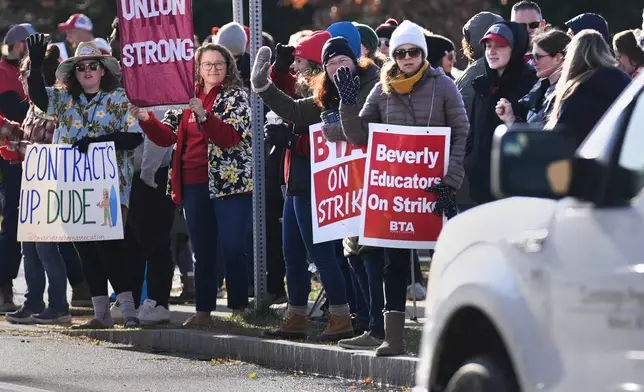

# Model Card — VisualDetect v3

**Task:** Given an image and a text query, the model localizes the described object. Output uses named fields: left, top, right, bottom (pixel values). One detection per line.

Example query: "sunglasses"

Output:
left=75, top=62, right=101, bottom=72
left=378, top=40, right=390, bottom=48
left=530, top=53, right=552, bottom=62
left=523, top=21, right=541, bottom=30
left=393, top=47, right=423, bottom=60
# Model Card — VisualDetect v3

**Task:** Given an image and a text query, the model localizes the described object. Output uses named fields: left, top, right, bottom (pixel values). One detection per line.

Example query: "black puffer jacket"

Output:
left=465, top=21, right=538, bottom=204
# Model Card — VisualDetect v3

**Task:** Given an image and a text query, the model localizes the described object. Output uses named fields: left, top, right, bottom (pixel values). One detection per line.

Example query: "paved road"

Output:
left=0, top=328, right=389, bottom=392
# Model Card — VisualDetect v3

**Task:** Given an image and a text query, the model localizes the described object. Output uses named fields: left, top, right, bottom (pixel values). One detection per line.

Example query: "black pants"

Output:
left=383, top=248, right=412, bottom=312
left=266, top=197, right=286, bottom=296
left=74, top=239, right=133, bottom=297
left=127, top=168, right=175, bottom=308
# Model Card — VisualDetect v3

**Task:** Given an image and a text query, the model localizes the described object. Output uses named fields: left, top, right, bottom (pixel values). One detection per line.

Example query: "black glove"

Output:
left=264, top=123, right=298, bottom=148
left=27, top=34, right=48, bottom=69
left=72, top=137, right=97, bottom=154
left=333, top=66, right=360, bottom=106
left=427, top=183, right=458, bottom=219
left=273, top=43, right=295, bottom=74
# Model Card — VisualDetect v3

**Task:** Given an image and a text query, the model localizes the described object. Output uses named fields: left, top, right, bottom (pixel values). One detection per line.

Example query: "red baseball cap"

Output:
left=58, top=14, right=93, bottom=32
left=480, top=23, right=514, bottom=48
left=294, top=31, right=332, bottom=65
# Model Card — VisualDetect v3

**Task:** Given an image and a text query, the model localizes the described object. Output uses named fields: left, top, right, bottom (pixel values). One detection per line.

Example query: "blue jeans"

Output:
left=213, top=194, right=252, bottom=310
left=337, top=242, right=368, bottom=326
left=282, top=195, right=347, bottom=307
left=22, top=242, right=69, bottom=313
left=348, top=251, right=385, bottom=339
left=0, top=159, right=22, bottom=286
left=182, top=183, right=251, bottom=311
left=59, top=242, right=84, bottom=287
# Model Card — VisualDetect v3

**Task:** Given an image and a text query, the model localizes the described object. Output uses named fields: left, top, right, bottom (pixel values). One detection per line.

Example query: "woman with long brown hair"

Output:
left=252, top=32, right=379, bottom=342
left=132, top=43, right=253, bottom=326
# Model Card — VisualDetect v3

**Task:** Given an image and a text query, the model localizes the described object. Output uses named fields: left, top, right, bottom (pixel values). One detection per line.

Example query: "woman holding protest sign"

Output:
left=26, top=34, right=144, bottom=329
left=337, top=20, right=469, bottom=356
left=131, top=43, right=253, bottom=326
left=252, top=26, right=380, bottom=341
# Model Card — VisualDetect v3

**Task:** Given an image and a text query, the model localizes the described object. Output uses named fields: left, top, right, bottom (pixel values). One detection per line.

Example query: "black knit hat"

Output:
left=375, top=18, right=399, bottom=39
left=424, top=34, right=456, bottom=67
left=322, top=36, right=357, bottom=65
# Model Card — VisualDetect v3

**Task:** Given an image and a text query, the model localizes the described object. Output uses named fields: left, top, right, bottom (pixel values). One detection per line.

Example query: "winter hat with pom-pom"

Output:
left=375, top=18, right=399, bottom=39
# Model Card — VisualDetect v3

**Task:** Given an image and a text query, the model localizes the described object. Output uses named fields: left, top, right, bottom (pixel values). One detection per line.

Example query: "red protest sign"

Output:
left=359, top=124, right=450, bottom=249
left=310, top=123, right=367, bottom=244
left=117, top=0, right=195, bottom=108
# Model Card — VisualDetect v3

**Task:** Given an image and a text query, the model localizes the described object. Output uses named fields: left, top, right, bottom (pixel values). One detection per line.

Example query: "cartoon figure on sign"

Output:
left=97, top=189, right=112, bottom=227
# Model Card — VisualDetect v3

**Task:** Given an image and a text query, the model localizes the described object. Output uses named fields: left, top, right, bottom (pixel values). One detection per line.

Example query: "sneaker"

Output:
left=71, top=282, right=92, bottom=307
left=31, top=308, right=72, bottom=324
left=5, top=306, right=39, bottom=324
left=0, top=285, right=18, bottom=315
left=406, top=282, right=427, bottom=301
left=338, top=332, right=385, bottom=350
left=138, top=299, right=171, bottom=325
left=110, top=301, right=123, bottom=322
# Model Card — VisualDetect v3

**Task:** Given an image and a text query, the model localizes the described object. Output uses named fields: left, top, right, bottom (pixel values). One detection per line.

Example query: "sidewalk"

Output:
left=9, top=271, right=426, bottom=387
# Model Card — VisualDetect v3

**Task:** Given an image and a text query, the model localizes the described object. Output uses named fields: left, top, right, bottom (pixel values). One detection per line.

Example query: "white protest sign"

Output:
left=17, top=143, right=124, bottom=242
left=309, top=123, right=368, bottom=244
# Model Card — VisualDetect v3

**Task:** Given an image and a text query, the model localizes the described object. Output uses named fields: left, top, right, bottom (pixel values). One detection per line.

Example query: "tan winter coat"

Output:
left=339, top=66, right=469, bottom=190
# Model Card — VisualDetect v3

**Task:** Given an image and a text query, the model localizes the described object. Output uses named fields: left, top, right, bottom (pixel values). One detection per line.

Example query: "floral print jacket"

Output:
left=45, top=87, right=142, bottom=207
left=161, top=86, right=253, bottom=199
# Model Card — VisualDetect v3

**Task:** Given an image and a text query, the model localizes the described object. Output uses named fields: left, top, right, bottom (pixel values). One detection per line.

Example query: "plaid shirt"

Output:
left=0, top=105, right=55, bottom=162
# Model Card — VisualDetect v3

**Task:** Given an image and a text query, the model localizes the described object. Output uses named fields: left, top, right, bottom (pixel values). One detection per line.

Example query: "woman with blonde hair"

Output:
left=546, top=30, right=630, bottom=146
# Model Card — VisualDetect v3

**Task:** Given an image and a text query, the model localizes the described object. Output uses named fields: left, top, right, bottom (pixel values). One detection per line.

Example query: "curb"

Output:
left=61, top=328, right=417, bottom=387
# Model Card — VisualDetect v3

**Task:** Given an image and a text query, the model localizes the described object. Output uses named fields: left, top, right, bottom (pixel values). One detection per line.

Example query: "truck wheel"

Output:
left=443, top=355, right=519, bottom=392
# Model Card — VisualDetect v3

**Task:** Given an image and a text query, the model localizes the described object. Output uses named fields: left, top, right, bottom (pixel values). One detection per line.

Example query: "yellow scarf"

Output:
left=390, top=61, right=429, bottom=94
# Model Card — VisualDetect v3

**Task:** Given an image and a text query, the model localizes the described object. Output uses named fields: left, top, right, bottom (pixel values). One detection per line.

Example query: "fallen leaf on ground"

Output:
left=249, top=372, right=257, bottom=379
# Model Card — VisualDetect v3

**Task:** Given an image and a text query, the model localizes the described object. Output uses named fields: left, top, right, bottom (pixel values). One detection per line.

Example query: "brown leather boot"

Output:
left=262, top=312, right=307, bottom=340
left=315, top=314, right=354, bottom=342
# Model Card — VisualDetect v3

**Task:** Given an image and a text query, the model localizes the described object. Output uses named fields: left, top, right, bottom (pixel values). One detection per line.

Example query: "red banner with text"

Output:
left=310, top=123, right=367, bottom=244
left=117, top=0, right=195, bottom=108
left=358, top=124, right=450, bottom=249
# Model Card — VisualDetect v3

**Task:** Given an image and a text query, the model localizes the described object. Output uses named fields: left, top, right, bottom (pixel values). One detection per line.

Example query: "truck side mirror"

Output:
left=491, top=125, right=577, bottom=199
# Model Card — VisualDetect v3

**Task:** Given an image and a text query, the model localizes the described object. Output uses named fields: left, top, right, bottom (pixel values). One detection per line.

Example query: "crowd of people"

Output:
left=0, top=1, right=643, bottom=356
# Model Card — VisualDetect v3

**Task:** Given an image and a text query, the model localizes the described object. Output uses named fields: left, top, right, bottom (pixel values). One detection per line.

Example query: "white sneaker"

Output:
left=110, top=301, right=123, bottom=322
left=407, top=283, right=427, bottom=301
left=138, top=299, right=171, bottom=325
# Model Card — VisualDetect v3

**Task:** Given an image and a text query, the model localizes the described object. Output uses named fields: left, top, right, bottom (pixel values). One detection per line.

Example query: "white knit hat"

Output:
left=389, top=20, right=428, bottom=59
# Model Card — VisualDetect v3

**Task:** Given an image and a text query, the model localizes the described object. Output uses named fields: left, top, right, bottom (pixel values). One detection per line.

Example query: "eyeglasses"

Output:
left=75, top=62, right=101, bottom=72
left=200, top=61, right=226, bottom=71
left=523, top=21, right=541, bottom=30
left=392, top=47, right=423, bottom=60
left=378, top=40, right=390, bottom=48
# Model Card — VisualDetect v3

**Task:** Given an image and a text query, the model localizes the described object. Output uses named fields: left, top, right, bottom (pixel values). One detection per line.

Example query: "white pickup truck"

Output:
left=414, top=73, right=644, bottom=392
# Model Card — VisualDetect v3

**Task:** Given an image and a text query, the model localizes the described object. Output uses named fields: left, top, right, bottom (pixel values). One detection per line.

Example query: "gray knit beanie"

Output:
left=216, top=22, right=247, bottom=55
